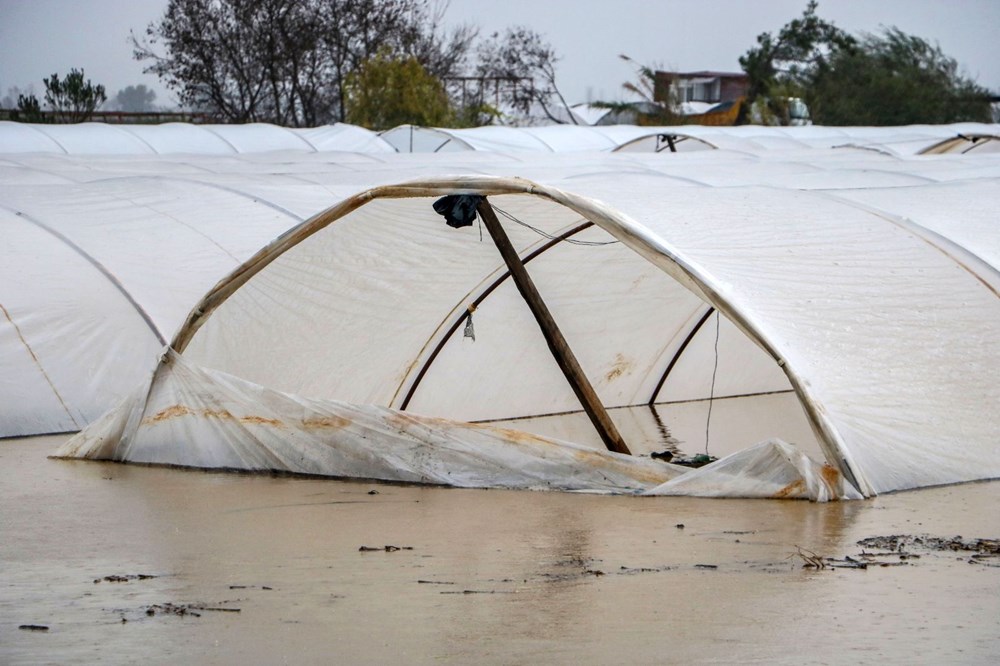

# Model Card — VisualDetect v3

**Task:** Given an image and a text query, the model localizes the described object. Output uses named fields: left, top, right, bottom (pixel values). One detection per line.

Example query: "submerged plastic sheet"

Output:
left=58, top=351, right=856, bottom=500
left=645, top=439, right=863, bottom=502
left=57, top=351, right=682, bottom=493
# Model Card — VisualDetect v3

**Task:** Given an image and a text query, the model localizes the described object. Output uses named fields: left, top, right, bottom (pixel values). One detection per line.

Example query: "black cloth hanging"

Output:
left=432, top=194, right=483, bottom=229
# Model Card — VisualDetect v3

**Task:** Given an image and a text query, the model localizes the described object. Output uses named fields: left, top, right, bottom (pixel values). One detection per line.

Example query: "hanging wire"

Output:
left=704, top=310, right=720, bottom=455
left=489, top=203, right=620, bottom=246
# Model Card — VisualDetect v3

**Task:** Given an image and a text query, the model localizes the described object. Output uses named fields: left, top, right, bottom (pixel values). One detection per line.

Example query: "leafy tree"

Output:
left=344, top=51, right=453, bottom=129
left=475, top=26, right=574, bottom=124
left=742, top=2, right=991, bottom=126
left=43, top=69, right=107, bottom=123
left=738, top=1, right=854, bottom=122
left=115, top=84, right=158, bottom=113
left=807, top=28, right=992, bottom=125
left=134, top=0, right=475, bottom=126
left=15, top=93, right=46, bottom=123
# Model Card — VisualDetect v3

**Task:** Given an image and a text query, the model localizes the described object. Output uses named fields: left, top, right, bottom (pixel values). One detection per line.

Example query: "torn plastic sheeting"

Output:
left=57, top=350, right=683, bottom=493
left=644, top=439, right=863, bottom=501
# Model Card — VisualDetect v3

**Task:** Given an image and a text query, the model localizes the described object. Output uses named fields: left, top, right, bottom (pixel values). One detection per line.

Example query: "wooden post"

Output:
left=476, top=199, right=631, bottom=456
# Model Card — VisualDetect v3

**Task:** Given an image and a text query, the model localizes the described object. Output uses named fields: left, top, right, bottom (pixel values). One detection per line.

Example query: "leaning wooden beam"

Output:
left=476, top=199, right=631, bottom=456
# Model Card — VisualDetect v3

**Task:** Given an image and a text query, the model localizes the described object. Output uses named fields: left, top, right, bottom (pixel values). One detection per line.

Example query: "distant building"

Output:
left=654, top=71, right=749, bottom=106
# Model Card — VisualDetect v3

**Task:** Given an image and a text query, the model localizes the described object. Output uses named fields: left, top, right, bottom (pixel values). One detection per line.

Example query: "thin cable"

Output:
left=490, top=203, right=619, bottom=246
left=705, top=311, right=720, bottom=454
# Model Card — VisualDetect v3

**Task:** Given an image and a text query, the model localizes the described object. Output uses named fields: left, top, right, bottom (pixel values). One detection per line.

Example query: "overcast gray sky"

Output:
left=2, top=0, right=997, bottom=109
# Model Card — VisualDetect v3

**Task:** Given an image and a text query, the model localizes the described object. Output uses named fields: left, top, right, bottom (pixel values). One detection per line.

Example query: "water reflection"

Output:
left=482, top=394, right=822, bottom=461
left=6, top=437, right=1000, bottom=663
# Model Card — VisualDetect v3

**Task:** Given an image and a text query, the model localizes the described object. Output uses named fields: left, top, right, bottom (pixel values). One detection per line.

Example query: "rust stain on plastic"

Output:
left=569, top=446, right=672, bottom=485
left=302, top=416, right=350, bottom=429
left=144, top=405, right=194, bottom=423
left=142, top=404, right=283, bottom=428
left=773, top=479, right=806, bottom=499
left=240, top=415, right=284, bottom=427
left=386, top=412, right=558, bottom=448
left=462, top=420, right=557, bottom=446
left=201, top=408, right=235, bottom=420
left=604, top=354, right=632, bottom=383
left=820, top=464, right=841, bottom=489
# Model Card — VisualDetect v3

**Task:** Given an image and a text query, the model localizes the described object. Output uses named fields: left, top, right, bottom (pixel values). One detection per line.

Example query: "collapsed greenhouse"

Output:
left=2, top=120, right=998, bottom=501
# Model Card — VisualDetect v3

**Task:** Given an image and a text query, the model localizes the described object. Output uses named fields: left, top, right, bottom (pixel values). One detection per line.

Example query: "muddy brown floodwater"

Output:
left=2, top=435, right=999, bottom=664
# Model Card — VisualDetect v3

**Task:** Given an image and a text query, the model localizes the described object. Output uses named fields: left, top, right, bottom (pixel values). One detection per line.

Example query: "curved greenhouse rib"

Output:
left=918, top=134, right=1000, bottom=155
left=817, top=192, right=1000, bottom=299
left=90, top=174, right=307, bottom=246
left=611, top=132, right=718, bottom=153
left=20, top=124, right=70, bottom=154
left=647, top=306, right=715, bottom=405
left=273, top=125, right=321, bottom=152
left=166, top=175, right=869, bottom=495
left=396, top=221, right=595, bottom=410
left=0, top=157, right=78, bottom=183
left=102, top=124, right=159, bottom=154
left=0, top=204, right=166, bottom=346
left=196, top=127, right=240, bottom=153
left=0, top=302, right=79, bottom=429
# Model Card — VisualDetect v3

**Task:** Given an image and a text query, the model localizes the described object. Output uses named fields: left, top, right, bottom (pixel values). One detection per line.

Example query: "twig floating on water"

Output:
left=19, top=625, right=49, bottom=632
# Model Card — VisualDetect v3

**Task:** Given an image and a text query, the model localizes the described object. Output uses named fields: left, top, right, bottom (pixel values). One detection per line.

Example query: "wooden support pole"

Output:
left=476, top=199, right=631, bottom=456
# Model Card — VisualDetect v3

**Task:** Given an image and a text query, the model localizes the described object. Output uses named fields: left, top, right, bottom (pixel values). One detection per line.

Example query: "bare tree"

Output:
left=475, top=27, right=574, bottom=124
left=134, top=0, right=475, bottom=126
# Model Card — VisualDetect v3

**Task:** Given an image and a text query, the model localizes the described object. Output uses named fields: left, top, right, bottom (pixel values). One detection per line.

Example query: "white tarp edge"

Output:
left=56, top=350, right=682, bottom=493
left=645, top=439, right=864, bottom=501
left=56, top=351, right=855, bottom=500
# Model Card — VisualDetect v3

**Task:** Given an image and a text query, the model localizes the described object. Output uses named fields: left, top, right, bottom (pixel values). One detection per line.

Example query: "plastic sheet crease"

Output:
left=58, top=351, right=856, bottom=500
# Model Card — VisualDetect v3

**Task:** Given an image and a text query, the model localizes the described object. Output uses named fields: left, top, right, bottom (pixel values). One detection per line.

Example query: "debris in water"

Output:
left=144, top=602, right=241, bottom=618
left=19, top=625, right=49, bottom=632
left=671, top=454, right=718, bottom=468
left=359, top=545, right=414, bottom=552
left=857, top=535, right=999, bottom=555
left=789, top=534, right=999, bottom=572
left=694, top=564, right=718, bottom=570
left=793, top=546, right=827, bottom=570
left=618, top=565, right=673, bottom=575
left=826, top=556, right=868, bottom=570
left=94, top=574, right=158, bottom=584
left=367, top=489, right=379, bottom=495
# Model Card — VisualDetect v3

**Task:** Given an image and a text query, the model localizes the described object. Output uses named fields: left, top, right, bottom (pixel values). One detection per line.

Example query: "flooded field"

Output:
left=3, top=435, right=999, bottom=664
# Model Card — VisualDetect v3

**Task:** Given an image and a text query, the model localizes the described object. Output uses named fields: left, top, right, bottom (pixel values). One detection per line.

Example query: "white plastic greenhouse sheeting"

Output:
left=4, top=123, right=1000, bottom=499
left=163, top=175, right=1000, bottom=498
left=646, top=439, right=863, bottom=501
left=60, top=350, right=682, bottom=493
left=379, top=125, right=475, bottom=153
left=0, top=121, right=394, bottom=154
left=0, top=178, right=300, bottom=435
left=5, top=120, right=999, bottom=156
left=50, top=165, right=1000, bottom=499
left=376, top=122, right=1000, bottom=154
